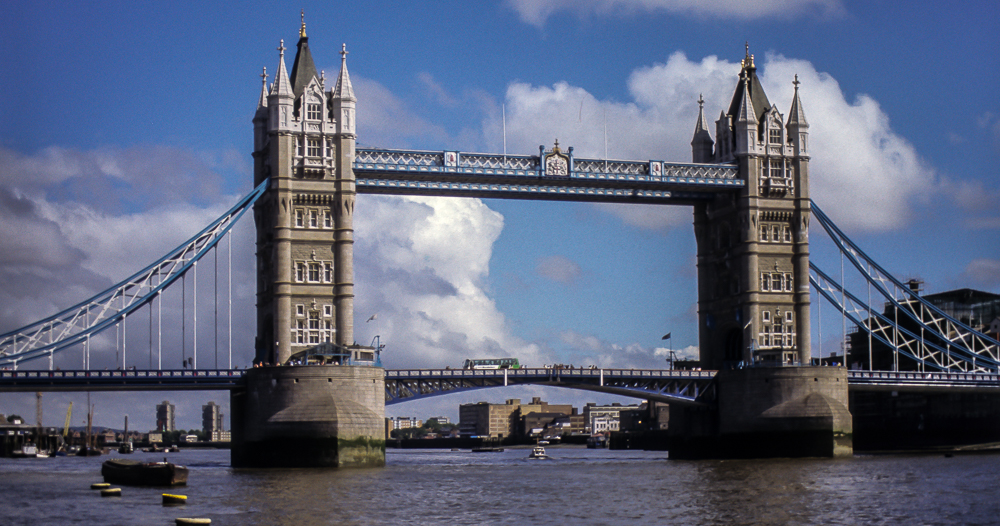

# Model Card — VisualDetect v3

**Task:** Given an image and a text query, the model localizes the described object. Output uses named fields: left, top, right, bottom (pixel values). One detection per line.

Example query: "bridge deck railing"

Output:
left=0, top=369, right=246, bottom=380
left=383, top=367, right=718, bottom=379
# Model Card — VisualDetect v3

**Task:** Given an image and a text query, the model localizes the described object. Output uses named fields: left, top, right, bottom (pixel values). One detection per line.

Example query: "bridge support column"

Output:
left=231, top=365, right=385, bottom=468
left=669, top=367, right=852, bottom=459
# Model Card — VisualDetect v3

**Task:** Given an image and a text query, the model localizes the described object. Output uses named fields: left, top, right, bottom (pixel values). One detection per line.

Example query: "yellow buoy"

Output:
left=90, top=483, right=111, bottom=489
left=163, top=493, right=188, bottom=505
left=175, top=519, right=211, bottom=525
left=100, top=488, right=122, bottom=497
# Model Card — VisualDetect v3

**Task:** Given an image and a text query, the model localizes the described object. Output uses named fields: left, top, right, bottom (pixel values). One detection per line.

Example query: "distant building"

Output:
left=459, top=400, right=519, bottom=438
left=427, top=416, right=450, bottom=425
left=389, top=417, right=422, bottom=430
left=460, top=397, right=576, bottom=439
left=156, top=401, right=175, bottom=432
left=202, top=401, right=224, bottom=441
left=583, top=403, right=642, bottom=434
left=848, top=285, right=1000, bottom=370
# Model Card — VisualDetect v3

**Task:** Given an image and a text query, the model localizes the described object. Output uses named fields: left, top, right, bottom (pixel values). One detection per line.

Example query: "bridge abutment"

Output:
left=852, top=389, right=1000, bottom=451
left=231, top=365, right=385, bottom=468
left=669, top=367, right=852, bottom=459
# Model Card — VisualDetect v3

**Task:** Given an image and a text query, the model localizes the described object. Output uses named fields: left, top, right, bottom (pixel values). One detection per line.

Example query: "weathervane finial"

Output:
left=300, top=10, right=307, bottom=38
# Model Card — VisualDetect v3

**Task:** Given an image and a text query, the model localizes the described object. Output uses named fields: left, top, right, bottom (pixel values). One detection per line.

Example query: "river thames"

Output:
left=2, top=447, right=1000, bottom=525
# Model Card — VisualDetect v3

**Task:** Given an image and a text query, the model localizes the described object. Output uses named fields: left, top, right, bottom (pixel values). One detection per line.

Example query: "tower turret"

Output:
left=268, top=40, right=294, bottom=133
left=330, top=44, right=357, bottom=347
left=786, top=74, right=809, bottom=159
left=691, top=94, right=715, bottom=163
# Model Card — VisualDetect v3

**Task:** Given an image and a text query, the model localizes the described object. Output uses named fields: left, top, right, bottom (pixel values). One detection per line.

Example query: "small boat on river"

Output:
left=528, top=446, right=550, bottom=459
left=12, top=444, right=38, bottom=458
left=101, top=458, right=188, bottom=486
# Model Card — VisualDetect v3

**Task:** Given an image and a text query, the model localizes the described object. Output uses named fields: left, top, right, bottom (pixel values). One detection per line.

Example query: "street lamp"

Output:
left=662, top=333, right=674, bottom=369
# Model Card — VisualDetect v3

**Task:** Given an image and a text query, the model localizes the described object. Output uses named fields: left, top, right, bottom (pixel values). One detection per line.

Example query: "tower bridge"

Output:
left=3, top=22, right=1000, bottom=466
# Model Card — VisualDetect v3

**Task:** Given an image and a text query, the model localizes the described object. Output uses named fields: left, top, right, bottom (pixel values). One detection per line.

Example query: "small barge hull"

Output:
left=101, top=458, right=188, bottom=486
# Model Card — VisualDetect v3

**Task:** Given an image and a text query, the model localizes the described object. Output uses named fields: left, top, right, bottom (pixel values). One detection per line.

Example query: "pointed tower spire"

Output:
left=289, top=11, right=319, bottom=100
left=691, top=94, right=715, bottom=163
left=787, top=74, right=810, bottom=158
left=736, top=74, right=756, bottom=125
left=256, top=67, right=269, bottom=112
left=734, top=73, right=758, bottom=155
left=269, top=39, right=293, bottom=99
left=787, top=75, right=808, bottom=128
left=332, top=44, right=356, bottom=101
left=254, top=66, right=270, bottom=153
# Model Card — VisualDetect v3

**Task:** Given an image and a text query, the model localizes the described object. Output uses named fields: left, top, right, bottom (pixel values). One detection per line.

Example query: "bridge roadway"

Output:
left=2, top=368, right=999, bottom=405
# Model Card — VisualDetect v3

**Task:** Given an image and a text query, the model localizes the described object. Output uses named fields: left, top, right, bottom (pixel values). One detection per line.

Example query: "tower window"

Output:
left=296, top=304, right=305, bottom=317
left=308, top=311, right=320, bottom=344
left=769, top=127, right=781, bottom=144
left=295, top=209, right=304, bottom=227
left=324, top=262, right=333, bottom=283
left=309, top=209, right=318, bottom=228
left=324, top=211, right=332, bottom=228
left=295, top=262, right=305, bottom=283
left=769, top=159, right=783, bottom=179
left=307, top=103, right=321, bottom=121
left=307, top=138, right=321, bottom=157
left=308, top=262, right=321, bottom=282
left=294, top=320, right=306, bottom=344
left=324, top=305, right=332, bottom=317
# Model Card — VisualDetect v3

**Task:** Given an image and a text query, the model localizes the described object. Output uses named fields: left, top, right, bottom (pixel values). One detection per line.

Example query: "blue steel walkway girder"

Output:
left=3, top=368, right=1000, bottom=396
left=0, top=369, right=246, bottom=392
left=354, top=148, right=741, bottom=204
left=384, top=368, right=719, bottom=407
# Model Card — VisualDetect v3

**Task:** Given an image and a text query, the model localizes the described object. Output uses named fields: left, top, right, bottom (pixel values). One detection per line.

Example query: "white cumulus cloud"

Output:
left=496, top=52, right=936, bottom=233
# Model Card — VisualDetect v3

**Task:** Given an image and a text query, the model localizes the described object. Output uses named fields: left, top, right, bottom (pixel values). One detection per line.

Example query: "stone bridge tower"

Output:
left=692, top=50, right=811, bottom=370
left=252, top=20, right=357, bottom=366
left=235, top=19, right=382, bottom=469
left=673, top=50, right=850, bottom=459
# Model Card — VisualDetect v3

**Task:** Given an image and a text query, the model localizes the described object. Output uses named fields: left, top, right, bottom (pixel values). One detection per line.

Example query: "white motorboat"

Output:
left=528, top=446, right=550, bottom=459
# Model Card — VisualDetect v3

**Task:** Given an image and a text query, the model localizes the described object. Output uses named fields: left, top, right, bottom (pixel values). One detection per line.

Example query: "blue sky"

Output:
left=1, top=0, right=998, bottom=429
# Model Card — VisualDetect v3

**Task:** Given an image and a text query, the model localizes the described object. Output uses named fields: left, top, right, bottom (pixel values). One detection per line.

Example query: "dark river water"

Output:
left=2, top=447, right=1000, bottom=525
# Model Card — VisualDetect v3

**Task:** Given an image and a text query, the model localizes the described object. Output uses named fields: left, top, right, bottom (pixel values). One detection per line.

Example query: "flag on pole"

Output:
left=661, top=333, right=671, bottom=340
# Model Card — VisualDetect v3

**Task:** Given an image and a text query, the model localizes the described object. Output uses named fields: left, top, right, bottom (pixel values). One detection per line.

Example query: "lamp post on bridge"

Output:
left=662, top=333, right=673, bottom=369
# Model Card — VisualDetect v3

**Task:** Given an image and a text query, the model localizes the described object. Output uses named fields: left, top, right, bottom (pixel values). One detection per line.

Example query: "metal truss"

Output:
left=847, top=370, right=1000, bottom=393
left=0, top=180, right=269, bottom=368
left=354, top=148, right=740, bottom=203
left=810, top=201, right=1000, bottom=372
left=383, top=368, right=718, bottom=407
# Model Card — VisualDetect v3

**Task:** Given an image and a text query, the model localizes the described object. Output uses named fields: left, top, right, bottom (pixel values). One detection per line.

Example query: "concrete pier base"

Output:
left=669, top=367, right=852, bottom=459
left=231, top=365, right=385, bottom=468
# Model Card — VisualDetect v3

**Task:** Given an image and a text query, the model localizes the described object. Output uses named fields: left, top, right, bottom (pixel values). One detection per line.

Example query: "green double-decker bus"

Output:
left=462, top=358, right=521, bottom=370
